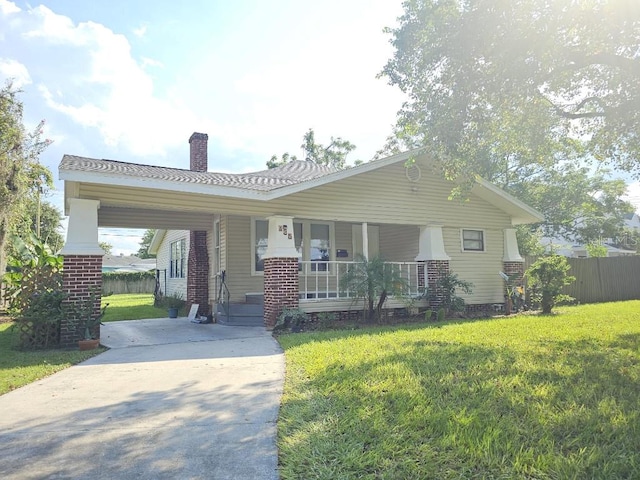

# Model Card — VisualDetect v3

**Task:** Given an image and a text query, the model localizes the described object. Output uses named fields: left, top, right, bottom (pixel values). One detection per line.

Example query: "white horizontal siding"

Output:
left=444, top=227, right=504, bottom=305
left=225, top=215, right=262, bottom=302
left=155, top=230, right=189, bottom=300
left=81, top=161, right=514, bottom=228
left=379, top=224, right=419, bottom=261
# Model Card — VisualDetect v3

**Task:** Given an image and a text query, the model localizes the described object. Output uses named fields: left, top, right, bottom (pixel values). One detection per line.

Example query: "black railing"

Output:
left=216, top=270, right=230, bottom=319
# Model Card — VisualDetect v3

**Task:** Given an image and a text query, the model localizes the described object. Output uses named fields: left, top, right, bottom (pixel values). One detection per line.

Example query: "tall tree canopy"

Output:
left=268, top=128, right=356, bottom=169
left=381, top=0, right=640, bottom=177
left=0, top=83, right=52, bottom=275
left=380, top=0, right=638, bottom=247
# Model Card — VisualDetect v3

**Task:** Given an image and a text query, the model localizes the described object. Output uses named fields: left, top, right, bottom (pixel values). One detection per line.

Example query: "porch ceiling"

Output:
left=66, top=181, right=264, bottom=227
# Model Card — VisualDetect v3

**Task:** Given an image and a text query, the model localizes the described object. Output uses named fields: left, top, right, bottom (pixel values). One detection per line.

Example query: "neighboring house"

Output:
left=58, top=132, right=543, bottom=330
left=148, top=230, right=189, bottom=300
left=102, top=254, right=156, bottom=273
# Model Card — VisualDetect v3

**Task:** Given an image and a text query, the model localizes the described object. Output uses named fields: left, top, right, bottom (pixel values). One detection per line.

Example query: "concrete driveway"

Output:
left=0, top=318, right=284, bottom=480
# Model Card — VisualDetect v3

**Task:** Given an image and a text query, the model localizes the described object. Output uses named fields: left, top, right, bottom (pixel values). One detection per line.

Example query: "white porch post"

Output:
left=263, top=215, right=300, bottom=328
left=502, top=228, right=525, bottom=314
left=60, top=198, right=104, bottom=256
left=415, top=225, right=450, bottom=262
left=60, top=199, right=105, bottom=348
left=503, top=228, right=524, bottom=262
left=415, top=224, right=450, bottom=308
left=362, top=222, right=369, bottom=260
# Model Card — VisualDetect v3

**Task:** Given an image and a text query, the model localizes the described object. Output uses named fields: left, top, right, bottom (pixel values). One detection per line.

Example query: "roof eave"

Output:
left=148, top=229, right=166, bottom=255
left=59, top=168, right=270, bottom=201
left=473, top=177, right=545, bottom=225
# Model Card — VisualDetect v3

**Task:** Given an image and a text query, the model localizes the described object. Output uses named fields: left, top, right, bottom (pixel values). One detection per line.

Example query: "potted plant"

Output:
left=163, top=293, right=185, bottom=318
left=73, top=290, right=108, bottom=350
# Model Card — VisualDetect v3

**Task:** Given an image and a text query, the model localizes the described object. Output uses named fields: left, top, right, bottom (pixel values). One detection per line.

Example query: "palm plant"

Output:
left=341, top=254, right=408, bottom=322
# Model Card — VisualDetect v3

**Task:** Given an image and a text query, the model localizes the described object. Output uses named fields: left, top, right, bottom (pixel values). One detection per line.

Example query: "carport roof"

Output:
left=60, top=155, right=338, bottom=192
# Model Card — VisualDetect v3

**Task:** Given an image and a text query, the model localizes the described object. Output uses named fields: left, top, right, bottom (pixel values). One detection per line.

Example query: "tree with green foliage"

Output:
left=526, top=255, right=576, bottom=314
left=99, top=242, right=113, bottom=255
left=381, top=0, right=640, bottom=177
left=585, top=242, right=608, bottom=258
left=136, top=229, right=157, bottom=259
left=9, top=199, right=64, bottom=255
left=268, top=128, right=356, bottom=169
left=0, top=83, right=52, bottom=276
left=380, top=1, right=637, bottom=245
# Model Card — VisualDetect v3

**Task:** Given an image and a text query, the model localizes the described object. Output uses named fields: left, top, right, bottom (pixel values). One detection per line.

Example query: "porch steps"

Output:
left=215, top=302, right=264, bottom=327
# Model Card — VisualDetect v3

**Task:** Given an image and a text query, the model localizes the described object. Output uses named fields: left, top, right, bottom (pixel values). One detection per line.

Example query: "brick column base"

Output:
left=61, top=255, right=103, bottom=348
left=503, top=261, right=525, bottom=307
left=427, top=260, right=450, bottom=309
left=503, top=262, right=525, bottom=288
left=263, top=257, right=299, bottom=328
left=188, top=231, right=209, bottom=316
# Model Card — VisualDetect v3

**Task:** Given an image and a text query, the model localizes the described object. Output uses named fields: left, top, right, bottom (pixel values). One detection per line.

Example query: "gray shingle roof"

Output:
left=60, top=155, right=339, bottom=192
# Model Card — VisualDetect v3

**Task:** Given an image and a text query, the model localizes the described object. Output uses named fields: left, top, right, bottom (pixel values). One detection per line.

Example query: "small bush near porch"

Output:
left=277, top=301, right=640, bottom=479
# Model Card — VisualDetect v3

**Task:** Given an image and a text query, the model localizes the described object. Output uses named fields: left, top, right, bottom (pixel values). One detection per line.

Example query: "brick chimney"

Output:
left=189, top=132, right=208, bottom=172
left=187, top=132, right=210, bottom=316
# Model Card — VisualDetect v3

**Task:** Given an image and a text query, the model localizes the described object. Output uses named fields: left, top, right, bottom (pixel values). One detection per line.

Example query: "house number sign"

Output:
left=279, top=224, right=292, bottom=239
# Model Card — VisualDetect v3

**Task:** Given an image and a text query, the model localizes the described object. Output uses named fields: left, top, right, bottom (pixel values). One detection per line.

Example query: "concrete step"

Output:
left=245, top=294, right=264, bottom=305
left=216, top=302, right=264, bottom=327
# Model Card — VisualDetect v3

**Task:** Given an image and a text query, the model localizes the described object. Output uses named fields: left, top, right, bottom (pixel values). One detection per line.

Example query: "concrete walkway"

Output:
left=0, top=318, right=284, bottom=480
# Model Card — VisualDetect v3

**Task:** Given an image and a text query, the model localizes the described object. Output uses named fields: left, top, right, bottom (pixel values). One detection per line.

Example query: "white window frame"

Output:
left=214, top=218, right=221, bottom=274
left=251, top=218, right=335, bottom=275
left=169, top=238, right=186, bottom=278
left=461, top=229, right=486, bottom=253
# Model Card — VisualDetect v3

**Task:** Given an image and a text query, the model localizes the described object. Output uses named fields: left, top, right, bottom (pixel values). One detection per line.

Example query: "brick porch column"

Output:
left=187, top=230, right=209, bottom=316
left=263, top=215, right=299, bottom=328
left=415, top=224, right=451, bottom=309
left=59, top=199, right=105, bottom=348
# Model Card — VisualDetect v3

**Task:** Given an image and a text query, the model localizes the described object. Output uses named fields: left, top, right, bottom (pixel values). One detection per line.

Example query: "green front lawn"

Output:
left=101, top=293, right=168, bottom=322
left=0, top=322, right=104, bottom=395
left=277, top=301, right=640, bottom=479
left=0, top=293, right=165, bottom=395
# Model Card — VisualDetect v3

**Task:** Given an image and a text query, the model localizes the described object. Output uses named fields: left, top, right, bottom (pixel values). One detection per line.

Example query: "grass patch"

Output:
left=0, top=322, right=104, bottom=395
left=277, top=301, right=640, bottom=479
left=0, top=293, right=164, bottom=396
left=101, top=293, right=168, bottom=322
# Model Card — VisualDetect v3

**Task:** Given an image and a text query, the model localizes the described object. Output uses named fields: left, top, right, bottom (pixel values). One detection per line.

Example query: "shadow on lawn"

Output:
left=279, top=328, right=640, bottom=479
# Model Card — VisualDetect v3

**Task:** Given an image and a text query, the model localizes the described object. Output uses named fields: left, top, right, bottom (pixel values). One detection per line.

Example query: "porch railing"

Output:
left=298, top=261, right=423, bottom=302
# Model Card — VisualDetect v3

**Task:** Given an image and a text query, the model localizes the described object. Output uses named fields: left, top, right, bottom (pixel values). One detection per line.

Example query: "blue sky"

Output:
left=0, top=0, right=406, bottom=253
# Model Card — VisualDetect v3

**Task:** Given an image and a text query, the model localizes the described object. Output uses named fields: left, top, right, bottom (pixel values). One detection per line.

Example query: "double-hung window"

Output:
left=170, top=239, right=186, bottom=278
left=461, top=229, right=485, bottom=252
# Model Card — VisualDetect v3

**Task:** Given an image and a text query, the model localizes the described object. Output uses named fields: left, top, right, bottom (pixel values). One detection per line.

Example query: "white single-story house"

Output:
left=57, top=132, right=543, bottom=342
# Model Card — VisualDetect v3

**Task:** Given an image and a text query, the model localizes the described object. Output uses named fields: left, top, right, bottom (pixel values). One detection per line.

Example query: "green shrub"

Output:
left=432, top=270, right=473, bottom=315
left=526, top=255, right=576, bottom=314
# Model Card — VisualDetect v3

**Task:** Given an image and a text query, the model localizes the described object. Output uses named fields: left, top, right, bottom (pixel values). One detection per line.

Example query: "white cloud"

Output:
left=141, top=56, right=163, bottom=69
left=0, top=0, right=20, bottom=16
left=0, top=58, right=31, bottom=87
left=7, top=4, right=210, bottom=157
left=133, top=24, right=147, bottom=38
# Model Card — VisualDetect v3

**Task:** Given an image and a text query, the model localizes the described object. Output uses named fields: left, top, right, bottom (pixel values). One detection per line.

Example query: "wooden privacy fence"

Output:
left=102, top=275, right=155, bottom=295
left=524, top=255, right=640, bottom=304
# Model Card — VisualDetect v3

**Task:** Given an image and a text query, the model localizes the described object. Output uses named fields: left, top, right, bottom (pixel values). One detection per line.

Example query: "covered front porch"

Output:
left=247, top=216, right=459, bottom=325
